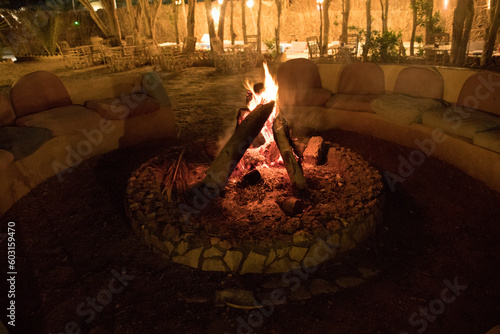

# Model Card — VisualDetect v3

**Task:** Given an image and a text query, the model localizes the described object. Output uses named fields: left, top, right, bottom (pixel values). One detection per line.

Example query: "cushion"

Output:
left=0, top=94, right=15, bottom=126
left=326, top=94, right=379, bottom=112
left=0, top=149, right=15, bottom=172
left=422, top=106, right=500, bottom=139
left=0, top=126, right=53, bottom=160
left=338, top=62, right=385, bottom=95
left=394, top=67, right=444, bottom=100
left=10, top=70, right=72, bottom=118
left=457, top=71, right=500, bottom=117
left=84, top=94, right=160, bottom=120
left=287, top=88, right=332, bottom=107
left=15, top=105, right=103, bottom=136
left=473, top=129, right=500, bottom=153
left=371, top=93, right=446, bottom=125
left=277, top=59, right=323, bottom=108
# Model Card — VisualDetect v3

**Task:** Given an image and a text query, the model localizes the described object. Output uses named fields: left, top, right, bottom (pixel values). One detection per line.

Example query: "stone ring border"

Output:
left=125, top=145, right=385, bottom=274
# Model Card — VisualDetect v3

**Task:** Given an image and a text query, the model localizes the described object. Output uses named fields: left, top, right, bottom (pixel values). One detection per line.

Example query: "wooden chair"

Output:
left=182, top=36, right=197, bottom=67
left=306, top=36, right=321, bottom=60
left=430, top=33, right=450, bottom=46
left=57, top=41, right=73, bottom=68
left=246, top=34, right=259, bottom=52
left=424, top=48, right=450, bottom=66
left=345, top=34, right=359, bottom=59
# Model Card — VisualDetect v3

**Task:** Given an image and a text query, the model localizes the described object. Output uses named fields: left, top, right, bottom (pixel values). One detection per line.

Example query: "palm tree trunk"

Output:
left=410, top=0, right=417, bottom=56
left=257, top=0, right=262, bottom=52
left=174, top=2, right=180, bottom=44
left=380, top=0, right=388, bottom=33
left=241, top=0, right=247, bottom=44
left=481, top=0, right=500, bottom=66
left=322, top=0, right=332, bottom=55
left=363, top=0, right=372, bottom=61
left=341, top=0, right=350, bottom=43
left=187, top=0, right=195, bottom=38
left=450, top=0, right=474, bottom=66
left=230, top=0, right=236, bottom=45
left=424, top=0, right=434, bottom=45
left=218, top=0, right=228, bottom=42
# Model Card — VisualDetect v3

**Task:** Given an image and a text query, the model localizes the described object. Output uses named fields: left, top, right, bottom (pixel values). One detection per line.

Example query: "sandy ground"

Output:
left=0, top=60, right=500, bottom=334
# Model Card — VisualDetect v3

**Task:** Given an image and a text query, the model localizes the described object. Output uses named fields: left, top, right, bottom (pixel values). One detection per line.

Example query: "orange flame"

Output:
left=233, top=63, right=283, bottom=177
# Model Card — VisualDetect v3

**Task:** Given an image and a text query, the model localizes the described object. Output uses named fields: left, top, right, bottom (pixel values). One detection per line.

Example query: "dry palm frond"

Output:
left=162, top=150, right=189, bottom=202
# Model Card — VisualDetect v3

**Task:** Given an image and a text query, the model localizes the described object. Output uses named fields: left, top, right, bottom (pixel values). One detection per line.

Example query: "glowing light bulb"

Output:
left=246, top=0, right=254, bottom=8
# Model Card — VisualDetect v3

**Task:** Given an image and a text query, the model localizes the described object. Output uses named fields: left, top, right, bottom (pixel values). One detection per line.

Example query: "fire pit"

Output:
left=125, top=65, right=385, bottom=274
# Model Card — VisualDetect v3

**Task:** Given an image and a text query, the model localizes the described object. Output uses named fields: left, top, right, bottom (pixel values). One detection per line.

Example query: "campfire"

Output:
left=125, top=64, right=385, bottom=274
left=203, top=62, right=306, bottom=195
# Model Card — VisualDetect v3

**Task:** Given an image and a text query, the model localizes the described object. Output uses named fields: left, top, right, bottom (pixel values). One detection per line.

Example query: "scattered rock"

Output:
left=204, top=246, right=224, bottom=258
left=289, top=285, right=312, bottom=301
left=303, top=136, right=328, bottom=165
left=309, top=278, right=339, bottom=295
left=177, top=240, right=189, bottom=255
left=335, top=276, right=365, bottom=289
left=289, top=246, right=308, bottom=262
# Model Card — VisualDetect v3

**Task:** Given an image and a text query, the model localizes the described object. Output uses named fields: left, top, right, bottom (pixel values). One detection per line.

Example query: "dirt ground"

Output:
left=1, top=61, right=500, bottom=334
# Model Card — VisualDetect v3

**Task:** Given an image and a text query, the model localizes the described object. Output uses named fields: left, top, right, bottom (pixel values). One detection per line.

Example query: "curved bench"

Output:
left=279, top=59, right=500, bottom=193
left=0, top=70, right=176, bottom=216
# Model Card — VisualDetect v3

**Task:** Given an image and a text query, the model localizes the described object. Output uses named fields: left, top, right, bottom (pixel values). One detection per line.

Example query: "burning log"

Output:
left=202, top=101, right=275, bottom=190
left=273, top=115, right=307, bottom=190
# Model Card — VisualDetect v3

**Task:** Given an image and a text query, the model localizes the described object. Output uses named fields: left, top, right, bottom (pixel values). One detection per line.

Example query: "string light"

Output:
left=246, top=0, right=254, bottom=8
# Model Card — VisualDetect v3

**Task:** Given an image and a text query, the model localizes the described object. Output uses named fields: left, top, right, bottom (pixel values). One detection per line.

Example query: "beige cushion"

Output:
left=422, top=106, right=500, bottom=139
left=0, top=94, right=15, bottom=126
left=84, top=94, right=160, bottom=120
left=326, top=94, right=379, bottom=112
left=289, top=88, right=332, bottom=106
left=473, top=129, right=500, bottom=153
left=15, top=105, right=103, bottom=136
left=0, top=149, right=14, bottom=173
left=394, top=67, right=444, bottom=99
left=371, top=93, right=446, bottom=125
left=457, top=71, right=500, bottom=117
left=338, top=63, right=385, bottom=95
left=277, top=59, right=323, bottom=108
left=10, top=70, right=72, bottom=117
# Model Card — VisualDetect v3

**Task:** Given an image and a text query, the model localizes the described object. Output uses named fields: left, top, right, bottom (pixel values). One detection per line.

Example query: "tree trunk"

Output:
left=322, top=0, right=332, bottom=55
left=241, top=0, right=247, bottom=44
left=125, top=0, right=137, bottom=41
left=410, top=0, right=417, bottom=56
left=174, top=2, right=180, bottom=44
left=257, top=0, right=262, bottom=52
left=218, top=0, right=228, bottom=43
left=139, top=0, right=153, bottom=39
left=363, top=0, right=372, bottom=61
left=78, top=0, right=111, bottom=38
left=187, top=0, right=195, bottom=38
left=275, top=0, right=282, bottom=55
left=230, top=0, right=236, bottom=44
left=102, top=0, right=122, bottom=43
left=450, top=0, right=474, bottom=66
left=151, top=0, right=162, bottom=41
left=205, top=0, right=217, bottom=53
left=202, top=102, right=275, bottom=190
left=380, top=0, right=388, bottom=33
left=341, top=0, right=350, bottom=43
left=425, top=0, right=434, bottom=45
left=481, top=0, right=500, bottom=66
